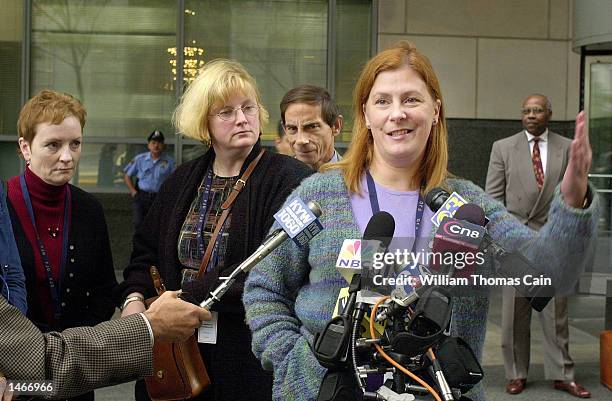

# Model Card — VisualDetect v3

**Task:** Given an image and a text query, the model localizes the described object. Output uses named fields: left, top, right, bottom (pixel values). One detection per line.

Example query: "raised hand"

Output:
left=561, top=111, right=592, bottom=208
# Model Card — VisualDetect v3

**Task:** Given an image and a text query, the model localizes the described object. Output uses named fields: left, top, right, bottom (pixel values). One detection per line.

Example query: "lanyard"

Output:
left=20, top=174, right=71, bottom=322
left=195, top=167, right=229, bottom=272
left=365, top=170, right=425, bottom=254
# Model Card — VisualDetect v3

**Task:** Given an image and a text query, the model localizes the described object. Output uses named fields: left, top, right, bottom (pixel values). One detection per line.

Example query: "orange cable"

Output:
left=369, top=296, right=443, bottom=401
left=427, top=348, right=436, bottom=360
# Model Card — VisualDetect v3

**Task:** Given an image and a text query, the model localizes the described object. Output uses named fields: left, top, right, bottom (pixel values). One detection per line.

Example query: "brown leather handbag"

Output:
left=144, top=150, right=265, bottom=401
left=144, top=266, right=210, bottom=401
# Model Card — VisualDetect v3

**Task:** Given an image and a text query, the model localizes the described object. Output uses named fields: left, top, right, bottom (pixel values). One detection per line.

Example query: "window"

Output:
left=31, top=0, right=177, bottom=139
left=1, top=0, right=373, bottom=190
left=0, top=0, right=23, bottom=180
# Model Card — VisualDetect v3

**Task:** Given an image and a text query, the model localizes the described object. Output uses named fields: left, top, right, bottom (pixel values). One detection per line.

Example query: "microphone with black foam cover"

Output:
left=438, top=203, right=487, bottom=277
left=364, top=211, right=395, bottom=244
left=359, top=211, right=395, bottom=292
left=453, top=203, right=553, bottom=312
left=425, top=187, right=451, bottom=213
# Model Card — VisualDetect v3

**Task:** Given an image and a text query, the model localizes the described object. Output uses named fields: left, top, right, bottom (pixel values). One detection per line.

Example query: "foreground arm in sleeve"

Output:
left=244, top=232, right=324, bottom=400
left=464, top=177, right=599, bottom=296
left=0, top=291, right=209, bottom=399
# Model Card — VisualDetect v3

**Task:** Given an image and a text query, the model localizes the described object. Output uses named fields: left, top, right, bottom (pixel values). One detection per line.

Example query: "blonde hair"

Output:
left=173, top=59, right=269, bottom=143
left=323, top=41, right=449, bottom=195
left=18, top=90, right=86, bottom=143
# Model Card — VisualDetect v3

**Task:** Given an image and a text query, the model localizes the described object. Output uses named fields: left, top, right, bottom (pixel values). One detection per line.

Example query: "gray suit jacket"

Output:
left=486, top=130, right=571, bottom=230
left=0, top=296, right=153, bottom=399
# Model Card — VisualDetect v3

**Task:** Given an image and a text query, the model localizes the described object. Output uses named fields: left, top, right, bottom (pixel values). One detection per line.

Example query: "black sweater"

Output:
left=116, top=142, right=313, bottom=401
left=9, top=186, right=117, bottom=331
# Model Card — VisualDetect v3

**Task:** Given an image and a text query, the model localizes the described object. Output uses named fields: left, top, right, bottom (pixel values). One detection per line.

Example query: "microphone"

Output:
left=454, top=203, right=486, bottom=226
left=426, top=187, right=488, bottom=276
left=380, top=218, right=480, bottom=318
left=426, top=187, right=489, bottom=227
left=453, top=203, right=553, bottom=312
left=359, top=211, right=395, bottom=293
left=425, top=188, right=552, bottom=311
left=274, top=197, right=324, bottom=247
left=425, top=187, right=452, bottom=213
left=200, top=199, right=322, bottom=309
left=336, top=211, right=394, bottom=284
left=381, top=193, right=490, bottom=317
left=429, top=217, right=485, bottom=277
left=314, top=212, right=395, bottom=370
left=426, top=188, right=469, bottom=228
left=368, top=223, right=456, bottom=357
left=364, top=211, right=395, bottom=245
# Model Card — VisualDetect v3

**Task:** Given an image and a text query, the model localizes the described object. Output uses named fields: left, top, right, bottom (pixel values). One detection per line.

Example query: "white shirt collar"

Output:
left=525, top=129, right=548, bottom=142
left=329, top=149, right=340, bottom=163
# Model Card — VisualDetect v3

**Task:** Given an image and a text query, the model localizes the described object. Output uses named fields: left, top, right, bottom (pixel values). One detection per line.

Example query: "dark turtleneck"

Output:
left=7, top=167, right=70, bottom=325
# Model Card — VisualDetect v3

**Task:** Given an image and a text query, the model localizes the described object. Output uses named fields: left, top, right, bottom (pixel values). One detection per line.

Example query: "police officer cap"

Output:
left=148, top=130, right=165, bottom=143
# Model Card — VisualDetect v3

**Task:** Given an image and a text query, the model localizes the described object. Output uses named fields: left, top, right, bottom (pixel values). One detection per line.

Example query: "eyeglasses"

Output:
left=521, top=107, right=546, bottom=115
left=211, top=105, right=259, bottom=121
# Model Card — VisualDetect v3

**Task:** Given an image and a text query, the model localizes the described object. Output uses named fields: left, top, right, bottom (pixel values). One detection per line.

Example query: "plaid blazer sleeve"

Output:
left=0, top=297, right=153, bottom=398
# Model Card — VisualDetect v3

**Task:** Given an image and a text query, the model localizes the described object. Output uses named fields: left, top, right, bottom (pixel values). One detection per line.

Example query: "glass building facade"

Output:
left=0, top=0, right=373, bottom=189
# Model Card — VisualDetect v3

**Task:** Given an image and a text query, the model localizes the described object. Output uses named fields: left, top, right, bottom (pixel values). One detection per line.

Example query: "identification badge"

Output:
left=197, top=311, right=218, bottom=344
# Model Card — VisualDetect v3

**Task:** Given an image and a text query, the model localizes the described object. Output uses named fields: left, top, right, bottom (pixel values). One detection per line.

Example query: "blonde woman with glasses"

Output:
left=117, top=59, right=313, bottom=401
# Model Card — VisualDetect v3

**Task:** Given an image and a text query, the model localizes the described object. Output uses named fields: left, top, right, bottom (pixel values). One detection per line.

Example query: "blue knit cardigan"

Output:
left=243, top=170, right=599, bottom=401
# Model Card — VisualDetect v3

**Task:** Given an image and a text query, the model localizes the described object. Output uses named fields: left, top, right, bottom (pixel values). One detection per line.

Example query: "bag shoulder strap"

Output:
left=150, top=265, right=166, bottom=295
left=196, top=149, right=265, bottom=278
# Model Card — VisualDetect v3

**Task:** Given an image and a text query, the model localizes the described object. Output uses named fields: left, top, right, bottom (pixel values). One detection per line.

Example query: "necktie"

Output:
left=532, top=138, right=544, bottom=190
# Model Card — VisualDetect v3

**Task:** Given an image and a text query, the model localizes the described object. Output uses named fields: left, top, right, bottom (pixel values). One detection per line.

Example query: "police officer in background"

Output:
left=124, top=130, right=175, bottom=230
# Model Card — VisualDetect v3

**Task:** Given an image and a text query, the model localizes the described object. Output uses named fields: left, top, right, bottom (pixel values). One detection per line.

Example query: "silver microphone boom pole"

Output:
left=200, top=201, right=322, bottom=309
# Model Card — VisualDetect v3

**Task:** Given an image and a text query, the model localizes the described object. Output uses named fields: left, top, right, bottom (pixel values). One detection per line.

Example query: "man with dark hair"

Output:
left=280, top=84, right=343, bottom=170
left=124, top=130, right=174, bottom=229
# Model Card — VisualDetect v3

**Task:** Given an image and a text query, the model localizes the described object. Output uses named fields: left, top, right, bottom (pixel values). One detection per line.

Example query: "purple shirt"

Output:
left=350, top=173, right=434, bottom=255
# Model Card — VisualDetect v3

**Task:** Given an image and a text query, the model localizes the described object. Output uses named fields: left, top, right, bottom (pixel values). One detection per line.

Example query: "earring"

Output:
left=433, top=119, right=438, bottom=125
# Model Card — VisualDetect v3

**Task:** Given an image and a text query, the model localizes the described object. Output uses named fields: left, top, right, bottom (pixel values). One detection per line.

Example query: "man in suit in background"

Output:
left=486, top=94, right=590, bottom=398
left=0, top=291, right=210, bottom=400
